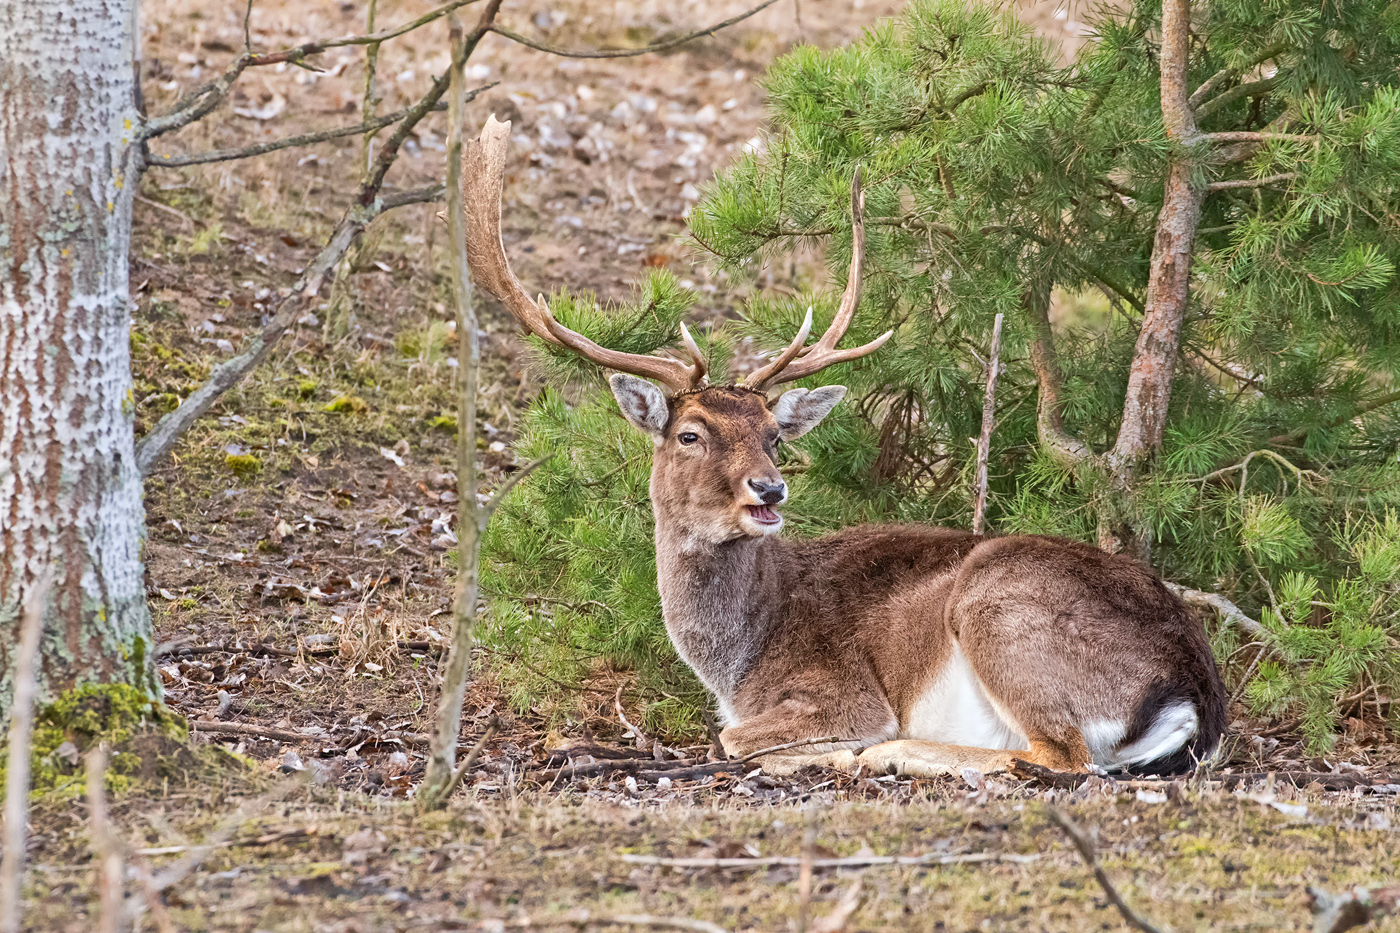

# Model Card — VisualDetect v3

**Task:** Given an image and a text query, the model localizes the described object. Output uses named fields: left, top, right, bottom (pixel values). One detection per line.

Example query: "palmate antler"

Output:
left=461, top=114, right=889, bottom=393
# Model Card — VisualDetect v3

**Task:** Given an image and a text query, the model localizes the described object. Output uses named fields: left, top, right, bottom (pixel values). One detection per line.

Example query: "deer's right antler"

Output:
left=462, top=115, right=708, bottom=394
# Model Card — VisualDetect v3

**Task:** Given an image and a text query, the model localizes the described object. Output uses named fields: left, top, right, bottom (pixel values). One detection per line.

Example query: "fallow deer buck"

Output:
left=463, top=115, right=1227, bottom=777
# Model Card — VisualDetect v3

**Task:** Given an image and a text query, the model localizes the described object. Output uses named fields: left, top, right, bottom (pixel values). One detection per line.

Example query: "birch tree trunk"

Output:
left=0, top=0, right=158, bottom=720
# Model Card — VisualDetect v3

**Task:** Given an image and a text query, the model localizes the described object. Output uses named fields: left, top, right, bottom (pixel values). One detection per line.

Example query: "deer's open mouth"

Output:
left=746, top=505, right=782, bottom=525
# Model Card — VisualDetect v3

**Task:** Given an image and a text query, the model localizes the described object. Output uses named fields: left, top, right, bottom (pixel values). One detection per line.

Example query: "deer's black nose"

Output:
left=747, top=479, right=787, bottom=505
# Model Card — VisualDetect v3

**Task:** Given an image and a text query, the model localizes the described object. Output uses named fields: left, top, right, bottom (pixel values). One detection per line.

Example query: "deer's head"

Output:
left=463, top=116, right=889, bottom=545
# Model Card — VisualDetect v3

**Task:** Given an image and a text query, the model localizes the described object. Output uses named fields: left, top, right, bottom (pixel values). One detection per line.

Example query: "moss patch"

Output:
left=1, top=684, right=247, bottom=800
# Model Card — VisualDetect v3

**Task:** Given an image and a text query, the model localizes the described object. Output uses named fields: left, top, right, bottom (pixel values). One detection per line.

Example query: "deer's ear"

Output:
left=772, top=386, right=846, bottom=439
left=610, top=374, right=670, bottom=439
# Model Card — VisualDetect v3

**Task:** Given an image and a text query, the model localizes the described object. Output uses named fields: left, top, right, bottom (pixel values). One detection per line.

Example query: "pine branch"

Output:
left=1269, top=390, right=1400, bottom=447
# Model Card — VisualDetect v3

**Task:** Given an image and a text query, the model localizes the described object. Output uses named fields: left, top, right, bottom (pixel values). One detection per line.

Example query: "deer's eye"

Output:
left=677, top=432, right=699, bottom=445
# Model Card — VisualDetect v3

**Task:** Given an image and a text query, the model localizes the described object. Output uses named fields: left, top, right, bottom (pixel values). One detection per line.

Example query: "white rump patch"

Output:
left=1101, top=701, right=1198, bottom=770
left=904, top=643, right=1028, bottom=751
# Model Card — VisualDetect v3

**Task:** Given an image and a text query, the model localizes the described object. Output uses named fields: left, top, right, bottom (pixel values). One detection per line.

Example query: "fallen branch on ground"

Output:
left=1049, top=809, right=1166, bottom=933
left=621, top=851, right=1041, bottom=870
left=471, top=915, right=729, bottom=933
left=529, top=735, right=844, bottom=784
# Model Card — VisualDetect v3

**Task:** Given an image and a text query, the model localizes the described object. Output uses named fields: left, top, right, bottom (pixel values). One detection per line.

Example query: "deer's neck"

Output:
left=653, top=524, right=786, bottom=720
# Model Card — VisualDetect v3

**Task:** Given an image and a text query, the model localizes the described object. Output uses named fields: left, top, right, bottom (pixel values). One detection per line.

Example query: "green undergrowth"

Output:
left=0, top=684, right=248, bottom=800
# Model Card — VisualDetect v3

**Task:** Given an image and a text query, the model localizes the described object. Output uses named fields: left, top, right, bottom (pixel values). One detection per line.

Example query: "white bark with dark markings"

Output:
left=0, top=0, right=158, bottom=717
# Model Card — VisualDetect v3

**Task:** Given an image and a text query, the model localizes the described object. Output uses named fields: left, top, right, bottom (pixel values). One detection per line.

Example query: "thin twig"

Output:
left=418, top=9, right=489, bottom=812
left=249, top=0, right=482, bottom=67
left=476, top=916, right=729, bottom=933
left=621, top=851, right=1041, bottom=870
left=86, top=746, right=123, bottom=933
left=488, top=0, right=781, bottom=58
left=971, top=312, right=1003, bottom=535
left=0, top=577, right=49, bottom=933
left=615, top=686, right=650, bottom=749
left=480, top=453, right=555, bottom=525
left=440, top=717, right=501, bottom=801
left=359, top=0, right=382, bottom=184
left=1048, top=809, right=1166, bottom=933
left=149, top=100, right=437, bottom=167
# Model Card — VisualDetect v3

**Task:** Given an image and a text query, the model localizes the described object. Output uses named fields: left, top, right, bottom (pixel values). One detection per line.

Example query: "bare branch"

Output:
left=142, top=56, right=252, bottom=138
left=437, top=715, right=500, bottom=801
left=1049, top=809, right=1165, bottom=933
left=1187, top=41, right=1290, bottom=111
left=362, top=0, right=501, bottom=201
left=150, top=104, right=434, bottom=167
left=142, top=0, right=481, bottom=138
left=359, top=0, right=382, bottom=183
left=146, top=93, right=483, bottom=167
left=971, top=313, right=1004, bottom=535
left=1206, top=172, right=1297, bottom=192
left=1195, top=76, right=1280, bottom=122
left=1163, top=583, right=1267, bottom=639
left=489, top=0, right=782, bottom=58
left=419, top=11, right=486, bottom=812
left=1202, top=131, right=1317, bottom=145
left=134, top=185, right=441, bottom=476
left=242, top=0, right=482, bottom=67
left=0, top=578, right=48, bottom=933
left=479, top=454, right=555, bottom=526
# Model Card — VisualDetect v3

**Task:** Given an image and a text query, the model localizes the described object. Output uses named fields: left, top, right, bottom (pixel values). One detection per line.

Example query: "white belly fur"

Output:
left=903, top=642, right=1029, bottom=751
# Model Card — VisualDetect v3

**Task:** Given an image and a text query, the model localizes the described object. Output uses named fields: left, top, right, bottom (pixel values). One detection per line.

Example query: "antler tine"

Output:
left=462, top=115, right=563, bottom=346
left=741, top=307, right=813, bottom=389
left=678, top=322, right=710, bottom=385
left=744, top=166, right=887, bottom=389
left=462, top=115, right=704, bottom=394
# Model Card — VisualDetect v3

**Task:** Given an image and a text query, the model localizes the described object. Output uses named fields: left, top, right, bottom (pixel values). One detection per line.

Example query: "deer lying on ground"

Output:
left=462, top=115, right=1227, bottom=777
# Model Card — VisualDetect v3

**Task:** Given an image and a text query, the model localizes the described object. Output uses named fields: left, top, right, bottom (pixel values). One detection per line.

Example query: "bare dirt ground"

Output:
left=19, top=1, right=1400, bottom=930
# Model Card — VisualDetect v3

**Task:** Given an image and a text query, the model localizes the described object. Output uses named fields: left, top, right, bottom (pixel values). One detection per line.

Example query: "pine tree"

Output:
left=483, top=0, right=1400, bottom=750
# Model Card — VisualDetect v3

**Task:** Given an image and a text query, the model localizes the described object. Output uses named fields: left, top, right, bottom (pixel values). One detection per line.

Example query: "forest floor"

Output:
left=20, top=0, right=1400, bottom=930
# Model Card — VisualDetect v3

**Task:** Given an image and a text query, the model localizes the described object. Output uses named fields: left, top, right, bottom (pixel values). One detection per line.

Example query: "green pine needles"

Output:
left=481, top=0, right=1400, bottom=751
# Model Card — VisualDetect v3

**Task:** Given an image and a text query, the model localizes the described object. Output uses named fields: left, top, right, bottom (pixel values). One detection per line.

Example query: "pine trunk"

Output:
left=1102, top=0, right=1204, bottom=560
left=0, top=0, right=157, bottom=720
